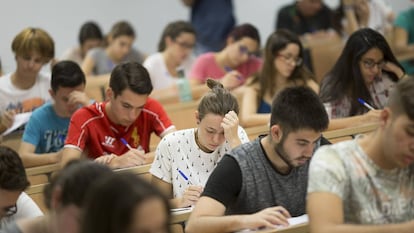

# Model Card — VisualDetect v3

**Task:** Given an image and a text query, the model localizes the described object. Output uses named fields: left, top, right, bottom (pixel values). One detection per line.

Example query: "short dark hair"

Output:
left=109, top=21, right=135, bottom=39
left=270, top=86, right=329, bottom=133
left=0, top=146, right=30, bottom=191
left=388, top=77, right=414, bottom=120
left=197, top=79, right=239, bottom=120
left=78, top=21, right=103, bottom=45
left=81, top=173, right=171, bottom=233
left=158, top=20, right=196, bottom=52
left=110, top=62, right=153, bottom=97
left=227, top=23, right=261, bottom=46
left=51, top=60, right=86, bottom=92
left=43, top=160, right=112, bottom=209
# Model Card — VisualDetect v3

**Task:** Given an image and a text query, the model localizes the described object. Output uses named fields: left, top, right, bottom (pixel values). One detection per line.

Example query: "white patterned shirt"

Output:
left=308, top=136, right=414, bottom=224
left=150, top=127, right=249, bottom=198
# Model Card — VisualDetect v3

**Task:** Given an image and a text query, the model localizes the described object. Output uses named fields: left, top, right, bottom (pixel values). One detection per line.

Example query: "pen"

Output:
left=357, top=98, right=375, bottom=110
left=224, top=66, right=242, bottom=81
left=120, top=138, right=132, bottom=150
left=178, top=169, right=192, bottom=185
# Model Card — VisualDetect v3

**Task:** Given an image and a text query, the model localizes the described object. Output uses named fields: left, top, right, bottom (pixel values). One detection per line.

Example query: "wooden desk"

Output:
left=26, top=163, right=60, bottom=178
left=245, top=124, right=268, bottom=141
left=323, top=123, right=378, bottom=142
left=115, top=163, right=152, bottom=174
left=170, top=208, right=192, bottom=224
left=253, top=223, right=309, bottom=233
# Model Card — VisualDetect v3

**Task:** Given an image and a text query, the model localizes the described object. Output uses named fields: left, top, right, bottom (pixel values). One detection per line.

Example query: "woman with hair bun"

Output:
left=150, top=78, right=249, bottom=208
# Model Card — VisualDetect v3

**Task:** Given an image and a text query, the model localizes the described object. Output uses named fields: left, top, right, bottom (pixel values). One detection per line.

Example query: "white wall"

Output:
left=0, top=0, right=409, bottom=73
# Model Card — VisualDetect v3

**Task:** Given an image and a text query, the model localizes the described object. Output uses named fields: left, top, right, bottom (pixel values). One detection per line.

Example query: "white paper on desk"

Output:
left=1, top=112, right=32, bottom=136
left=171, top=206, right=193, bottom=213
left=235, top=214, right=308, bottom=232
left=285, top=214, right=308, bottom=226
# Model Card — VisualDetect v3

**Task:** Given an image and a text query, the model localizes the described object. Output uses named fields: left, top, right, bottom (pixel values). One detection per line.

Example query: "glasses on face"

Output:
left=174, top=40, right=195, bottom=50
left=361, top=60, right=386, bottom=70
left=2, top=204, right=17, bottom=217
left=277, top=54, right=303, bottom=66
left=239, top=45, right=256, bottom=57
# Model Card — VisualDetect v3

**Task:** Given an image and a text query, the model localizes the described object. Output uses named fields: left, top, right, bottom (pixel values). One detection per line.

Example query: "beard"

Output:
left=274, top=141, right=295, bottom=168
left=272, top=135, right=311, bottom=168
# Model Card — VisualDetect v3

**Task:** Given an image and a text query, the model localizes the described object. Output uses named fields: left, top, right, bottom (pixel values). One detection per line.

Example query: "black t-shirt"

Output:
left=202, top=136, right=331, bottom=208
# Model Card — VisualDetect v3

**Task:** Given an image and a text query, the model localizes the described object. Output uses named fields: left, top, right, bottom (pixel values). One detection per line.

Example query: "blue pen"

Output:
left=178, top=169, right=192, bottom=185
left=357, top=98, right=375, bottom=110
left=120, top=138, right=133, bottom=150
left=224, top=66, right=242, bottom=81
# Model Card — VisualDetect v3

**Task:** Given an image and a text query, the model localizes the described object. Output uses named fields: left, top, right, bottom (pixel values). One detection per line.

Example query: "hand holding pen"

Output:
left=110, top=138, right=147, bottom=168
left=178, top=169, right=203, bottom=207
left=222, top=66, right=243, bottom=90
left=358, top=98, right=382, bottom=123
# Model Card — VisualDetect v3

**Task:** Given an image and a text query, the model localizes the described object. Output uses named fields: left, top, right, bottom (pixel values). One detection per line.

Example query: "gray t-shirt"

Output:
left=88, top=47, right=145, bottom=75
left=308, top=136, right=414, bottom=224
left=203, top=137, right=309, bottom=216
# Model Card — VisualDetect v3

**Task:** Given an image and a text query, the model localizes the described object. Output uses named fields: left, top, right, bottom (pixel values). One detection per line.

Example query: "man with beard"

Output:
left=186, top=86, right=330, bottom=233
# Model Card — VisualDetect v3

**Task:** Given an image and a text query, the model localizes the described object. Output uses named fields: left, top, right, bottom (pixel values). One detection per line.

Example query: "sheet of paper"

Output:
left=235, top=214, right=308, bottom=232
left=286, top=214, right=308, bottom=226
left=2, top=112, right=32, bottom=136
left=171, top=206, right=193, bottom=214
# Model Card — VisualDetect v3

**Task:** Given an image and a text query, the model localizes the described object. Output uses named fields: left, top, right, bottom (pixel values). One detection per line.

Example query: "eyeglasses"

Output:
left=2, top=204, right=17, bottom=217
left=277, top=54, right=303, bottom=66
left=361, top=60, right=386, bottom=70
left=174, top=40, right=195, bottom=50
left=239, top=45, right=256, bottom=57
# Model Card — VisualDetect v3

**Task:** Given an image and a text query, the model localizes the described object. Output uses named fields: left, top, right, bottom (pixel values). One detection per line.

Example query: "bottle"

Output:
left=176, top=69, right=192, bottom=102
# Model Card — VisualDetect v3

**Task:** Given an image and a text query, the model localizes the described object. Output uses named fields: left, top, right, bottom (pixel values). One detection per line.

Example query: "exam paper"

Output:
left=2, top=112, right=32, bottom=136
left=235, top=214, right=308, bottom=232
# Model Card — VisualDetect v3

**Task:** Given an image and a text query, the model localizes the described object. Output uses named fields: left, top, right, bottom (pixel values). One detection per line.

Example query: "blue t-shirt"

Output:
left=394, top=8, right=414, bottom=75
left=22, top=103, right=70, bottom=153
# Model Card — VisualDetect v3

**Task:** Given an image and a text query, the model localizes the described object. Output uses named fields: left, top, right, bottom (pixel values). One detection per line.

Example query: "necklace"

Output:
left=194, top=129, right=213, bottom=153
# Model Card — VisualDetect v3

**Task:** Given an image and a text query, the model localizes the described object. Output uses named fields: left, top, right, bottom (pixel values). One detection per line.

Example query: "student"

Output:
left=82, top=21, right=145, bottom=77
left=181, top=0, right=235, bottom=55
left=240, top=29, right=318, bottom=128
left=60, top=21, right=104, bottom=66
left=143, top=20, right=196, bottom=102
left=276, top=0, right=337, bottom=71
left=0, top=146, right=42, bottom=229
left=150, top=79, right=249, bottom=208
left=61, top=62, right=176, bottom=169
left=320, top=28, right=406, bottom=130
left=276, top=0, right=333, bottom=35
left=18, top=61, right=89, bottom=168
left=189, top=23, right=262, bottom=98
left=394, top=1, right=414, bottom=76
left=0, top=27, right=54, bottom=134
left=81, top=21, right=145, bottom=101
left=333, top=0, right=394, bottom=37
left=81, top=172, right=171, bottom=233
left=186, top=86, right=330, bottom=233
left=307, top=77, right=414, bottom=233
left=0, top=160, right=113, bottom=233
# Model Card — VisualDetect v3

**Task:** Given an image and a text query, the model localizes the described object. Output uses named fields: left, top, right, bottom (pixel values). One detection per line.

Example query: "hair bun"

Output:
left=206, top=78, right=224, bottom=90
